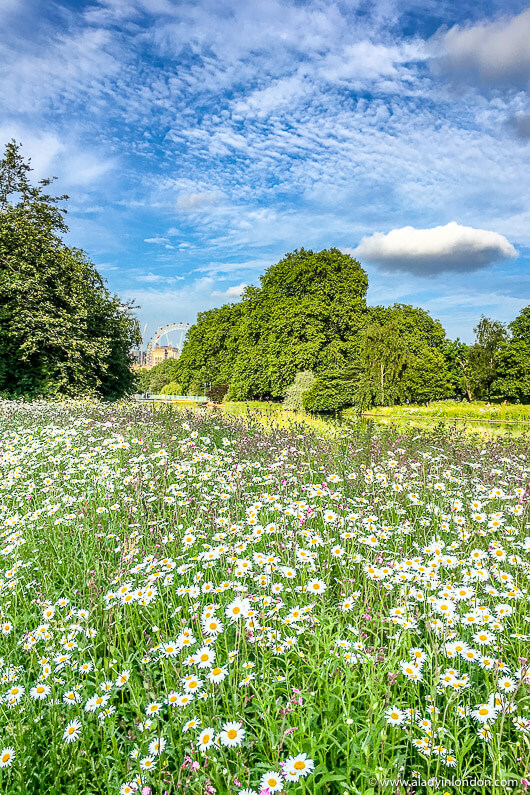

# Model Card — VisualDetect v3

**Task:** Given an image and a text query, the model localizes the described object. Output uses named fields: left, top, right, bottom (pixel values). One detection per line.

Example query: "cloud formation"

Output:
left=211, top=282, right=247, bottom=298
left=352, top=222, right=518, bottom=275
left=432, top=8, right=530, bottom=89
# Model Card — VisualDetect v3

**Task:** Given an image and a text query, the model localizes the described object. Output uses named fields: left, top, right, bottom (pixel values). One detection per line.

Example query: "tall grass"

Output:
left=0, top=399, right=528, bottom=794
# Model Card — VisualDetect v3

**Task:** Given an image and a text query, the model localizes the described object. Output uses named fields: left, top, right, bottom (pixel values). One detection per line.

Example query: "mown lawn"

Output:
left=349, top=401, right=530, bottom=423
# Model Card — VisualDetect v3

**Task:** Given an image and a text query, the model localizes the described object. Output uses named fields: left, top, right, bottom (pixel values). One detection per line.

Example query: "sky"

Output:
left=1, top=0, right=529, bottom=346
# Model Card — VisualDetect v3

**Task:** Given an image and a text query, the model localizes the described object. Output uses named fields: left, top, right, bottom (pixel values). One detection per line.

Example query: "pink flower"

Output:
left=142, top=788, right=151, bottom=795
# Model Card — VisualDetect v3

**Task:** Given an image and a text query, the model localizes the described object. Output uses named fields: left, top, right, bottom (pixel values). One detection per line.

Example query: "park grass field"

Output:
left=349, top=401, right=530, bottom=424
left=0, top=399, right=529, bottom=795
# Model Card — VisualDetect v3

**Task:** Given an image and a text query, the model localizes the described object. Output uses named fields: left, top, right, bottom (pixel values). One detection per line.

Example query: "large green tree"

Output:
left=0, top=141, right=140, bottom=399
left=228, top=248, right=368, bottom=399
left=468, top=316, right=507, bottom=400
left=303, top=304, right=453, bottom=412
left=492, top=306, right=530, bottom=402
left=177, top=248, right=368, bottom=400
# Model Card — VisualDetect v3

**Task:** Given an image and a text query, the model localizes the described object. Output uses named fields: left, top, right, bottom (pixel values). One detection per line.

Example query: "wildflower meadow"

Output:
left=0, top=400, right=529, bottom=795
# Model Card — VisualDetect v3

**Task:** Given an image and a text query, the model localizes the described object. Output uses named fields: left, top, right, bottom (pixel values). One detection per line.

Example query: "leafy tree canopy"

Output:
left=492, top=306, right=530, bottom=403
left=0, top=141, right=140, bottom=399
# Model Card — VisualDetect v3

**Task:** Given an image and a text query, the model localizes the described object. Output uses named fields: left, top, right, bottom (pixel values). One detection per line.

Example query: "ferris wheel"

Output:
left=145, top=323, right=190, bottom=367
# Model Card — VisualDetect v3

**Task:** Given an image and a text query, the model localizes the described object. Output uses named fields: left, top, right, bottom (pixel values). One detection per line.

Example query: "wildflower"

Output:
left=0, top=747, right=15, bottom=768
left=197, top=727, right=216, bottom=751
left=147, top=737, right=167, bottom=756
left=208, top=666, right=228, bottom=684
left=30, top=684, right=51, bottom=700
left=196, top=646, right=215, bottom=669
left=259, top=771, right=284, bottom=792
left=115, top=670, right=131, bottom=687
left=471, top=704, right=498, bottom=724
left=63, top=719, right=82, bottom=743
left=283, top=753, right=315, bottom=782
left=225, top=597, right=250, bottom=621
left=219, top=721, right=245, bottom=747
left=385, top=706, right=406, bottom=725
left=139, top=756, right=157, bottom=771
left=306, top=578, right=326, bottom=595
left=145, top=702, right=163, bottom=716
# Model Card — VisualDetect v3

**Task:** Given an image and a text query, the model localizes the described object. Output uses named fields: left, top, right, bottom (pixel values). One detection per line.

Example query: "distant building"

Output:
left=151, top=345, right=179, bottom=366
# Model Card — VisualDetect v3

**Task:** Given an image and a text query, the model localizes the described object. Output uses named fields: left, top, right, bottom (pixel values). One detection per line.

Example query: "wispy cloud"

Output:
left=1, top=0, right=529, bottom=340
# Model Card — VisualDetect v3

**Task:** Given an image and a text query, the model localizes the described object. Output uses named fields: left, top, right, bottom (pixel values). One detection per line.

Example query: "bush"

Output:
left=206, top=384, right=229, bottom=403
left=160, top=381, right=182, bottom=395
left=302, top=375, right=355, bottom=413
left=283, top=371, right=316, bottom=410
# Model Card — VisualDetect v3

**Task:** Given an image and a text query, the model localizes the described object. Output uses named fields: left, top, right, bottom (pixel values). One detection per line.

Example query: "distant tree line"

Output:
left=168, top=248, right=529, bottom=411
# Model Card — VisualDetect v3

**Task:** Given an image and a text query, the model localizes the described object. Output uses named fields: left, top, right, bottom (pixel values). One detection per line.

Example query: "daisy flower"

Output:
left=283, top=753, right=315, bottom=782
left=218, top=720, right=245, bottom=747
left=259, top=771, right=284, bottom=792
left=207, top=666, right=228, bottom=684
left=63, top=718, right=82, bottom=743
left=197, top=727, right=216, bottom=751
left=148, top=737, right=167, bottom=756
left=0, top=747, right=15, bottom=768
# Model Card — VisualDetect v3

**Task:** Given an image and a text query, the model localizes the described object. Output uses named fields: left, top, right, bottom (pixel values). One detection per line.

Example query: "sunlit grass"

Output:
left=0, top=399, right=528, bottom=794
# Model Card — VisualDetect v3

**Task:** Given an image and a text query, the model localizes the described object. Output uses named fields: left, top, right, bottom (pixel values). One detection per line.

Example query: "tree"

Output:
left=142, top=358, right=181, bottom=393
left=468, top=317, right=507, bottom=399
left=492, top=306, right=530, bottom=402
left=352, top=305, right=453, bottom=410
left=228, top=248, right=368, bottom=399
left=443, top=339, right=473, bottom=401
left=160, top=380, right=182, bottom=395
left=176, top=303, right=244, bottom=394
left=283, top=371, right=316, bottom=410
left=0, top=141, right=140, bottom=399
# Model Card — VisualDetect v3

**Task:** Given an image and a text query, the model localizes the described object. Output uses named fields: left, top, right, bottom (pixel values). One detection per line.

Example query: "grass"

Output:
left=0, top=399, right=529, bottom=795
left=348, top=400, right=530, bottom=423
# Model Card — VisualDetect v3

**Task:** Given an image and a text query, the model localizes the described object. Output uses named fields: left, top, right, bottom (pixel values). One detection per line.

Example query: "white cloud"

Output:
left=211, top=282, right=247, bottom=297
left=144, top=237, right=170, bottom=245
left=432, top=9, right=530, bottom=89
left=176, top=190, right=223, bottom=210
left=136, top=272, right=184, bottom=283
left=351, top=221, right=518, bottom=274
left=0, top=125, right=116, bottom=187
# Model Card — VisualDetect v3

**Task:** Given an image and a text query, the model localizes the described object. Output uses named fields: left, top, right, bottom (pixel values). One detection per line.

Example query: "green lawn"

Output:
left=345, top=400, right=530, bottom=423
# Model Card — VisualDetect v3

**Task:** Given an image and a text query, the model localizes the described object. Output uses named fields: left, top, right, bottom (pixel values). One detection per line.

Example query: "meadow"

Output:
left=352, top=401, right=530, bottom=424
left=0, top=400, right=529, bottom=795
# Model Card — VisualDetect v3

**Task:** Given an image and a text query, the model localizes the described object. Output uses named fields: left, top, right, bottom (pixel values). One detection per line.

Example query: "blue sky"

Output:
left=1, top=0, right=529, bottom=345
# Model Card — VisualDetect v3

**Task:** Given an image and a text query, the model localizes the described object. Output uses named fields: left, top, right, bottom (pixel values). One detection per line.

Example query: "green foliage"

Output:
left=283, top=370, right=316, bottom=410
left=303, top=367, right=359, bottom=413
left=0, top=141, right=140, bottom=399
left=159, top=380, right=182, bottom=395
left=205, top=384, right=229, bottom=403
left=492, top=306, right=530, bottom=403
left=468, top=316, right=507, bottom=400
left=178, top=248, right=368, bottom=400
left=353, top=304, right=453, bottom=410
left=176, top=303, right=244, bottom=395
left=139, top=358, right=181, bottom=394
left=443, top=339, right=473, bottom=401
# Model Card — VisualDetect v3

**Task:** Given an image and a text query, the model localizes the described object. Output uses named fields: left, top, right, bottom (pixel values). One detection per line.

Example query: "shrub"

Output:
left=283, top=371, right=316, bottom=410
left=160, top=381, right=182, bottom=395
